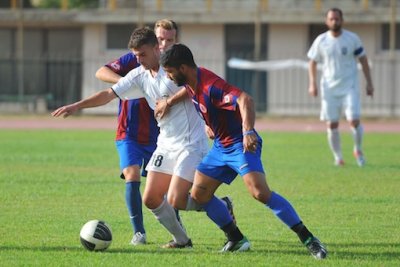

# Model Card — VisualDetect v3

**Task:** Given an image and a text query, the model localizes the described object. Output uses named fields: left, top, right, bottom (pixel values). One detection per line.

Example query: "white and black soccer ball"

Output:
left=79, top=220, right=112, bottom=251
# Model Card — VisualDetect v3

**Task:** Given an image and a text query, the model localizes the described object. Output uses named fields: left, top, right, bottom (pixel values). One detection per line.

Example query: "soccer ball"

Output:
left=79, top=220, right=112, bottom=251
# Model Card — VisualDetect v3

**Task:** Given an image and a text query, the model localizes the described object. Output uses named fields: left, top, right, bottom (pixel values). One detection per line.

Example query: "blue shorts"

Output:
left=115, top=139, right=157, bottom=178
left=196, top=135, right=265, bottom=184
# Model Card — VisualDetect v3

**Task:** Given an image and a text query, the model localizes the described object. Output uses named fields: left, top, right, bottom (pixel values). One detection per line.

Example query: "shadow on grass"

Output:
left=1, top=240, right=399, bottom=260
left=0, top=245, right=213, bottom=255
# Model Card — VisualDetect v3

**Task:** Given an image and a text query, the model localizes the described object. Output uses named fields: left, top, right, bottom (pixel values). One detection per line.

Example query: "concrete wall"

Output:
left=81, top=23, right=226, bottom=115
left=180, top=24, right=225, bottom=77
left=1, top=1, right=398, bottom=116
left=82, top=24, right=123, bottom=115
left=80, top=20, right=400, bottom=116
left=267, top=24, right=316, bottom=115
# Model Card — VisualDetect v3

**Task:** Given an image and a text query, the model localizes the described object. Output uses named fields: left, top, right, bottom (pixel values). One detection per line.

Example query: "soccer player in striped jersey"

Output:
left=94, top=19, right=178, bottom=246
left=160, top=43, right=328, bottom=259
left=307, top=8, right=374, bottom=167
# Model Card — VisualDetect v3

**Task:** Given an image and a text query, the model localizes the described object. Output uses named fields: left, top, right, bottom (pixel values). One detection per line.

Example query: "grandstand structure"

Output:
left=0, top=0, right=399, bottom=116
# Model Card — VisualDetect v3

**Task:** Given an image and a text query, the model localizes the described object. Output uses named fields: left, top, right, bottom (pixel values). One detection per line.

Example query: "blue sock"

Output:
left=203, top=195, right=232, bottom=228
left=125, top=181, right=145, bottom=234
left=266, top=191, right=301, bottom=228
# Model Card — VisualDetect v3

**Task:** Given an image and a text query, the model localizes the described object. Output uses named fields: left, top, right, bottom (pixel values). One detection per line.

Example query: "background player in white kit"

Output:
left=307, top=7, right=374, bottom=166
left=52, top=27, right=239, bottom=249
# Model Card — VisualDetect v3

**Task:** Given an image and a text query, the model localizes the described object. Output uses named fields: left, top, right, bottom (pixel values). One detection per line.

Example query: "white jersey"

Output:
left=112, top=66, right=207, bottom=150
left=307, top=29, right=365, bottom=95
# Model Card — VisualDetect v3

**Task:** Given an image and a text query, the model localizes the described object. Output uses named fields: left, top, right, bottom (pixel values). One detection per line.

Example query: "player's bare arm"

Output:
left=359, top=56, right=374, bottom=97
left=51, top=88, right=117, bottom=118
left=308, top=60, right=318, bottom=97
left=154, top=86, right=188, bottom=119
left=237, top=91, right=257, bottom=153
left=95, top=66, right=123, bottom=84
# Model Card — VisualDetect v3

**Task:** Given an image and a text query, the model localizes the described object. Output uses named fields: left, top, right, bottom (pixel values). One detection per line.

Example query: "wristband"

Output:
left=243, top=129, right=255, bottom=136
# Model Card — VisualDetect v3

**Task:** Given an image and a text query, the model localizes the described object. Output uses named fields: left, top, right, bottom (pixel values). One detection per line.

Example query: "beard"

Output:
left=173, top=72, right=187, bottom=87
left=330, top=24, right=341, bottom=33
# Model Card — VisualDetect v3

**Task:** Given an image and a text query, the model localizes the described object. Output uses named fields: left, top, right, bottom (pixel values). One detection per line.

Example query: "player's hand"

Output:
left=243, top=131, right=258, bottom=153
left=366, top=83, right=374, bottom=98
left=154, top=98, right=170, bottom=119
left=205, top=125, right=215, bottom=140
left=308, top=84, right=318, bottom=97
left=51, top=104, right=78, bottom=118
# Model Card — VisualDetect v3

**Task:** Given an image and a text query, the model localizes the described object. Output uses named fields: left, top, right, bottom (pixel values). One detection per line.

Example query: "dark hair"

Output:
left=326, top=7, right=343, bottom=19
left=160, top=43, right=197, bottom=69
left=128, top=27, right=158, bottom=49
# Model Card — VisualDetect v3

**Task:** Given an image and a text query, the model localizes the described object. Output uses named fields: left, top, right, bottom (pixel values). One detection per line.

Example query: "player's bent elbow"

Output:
left=95, top=66, right=108, bottom=80
left=239, top=91, right=254, bottom=105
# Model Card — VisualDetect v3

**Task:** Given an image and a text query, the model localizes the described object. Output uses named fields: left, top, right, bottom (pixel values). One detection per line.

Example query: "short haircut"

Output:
left=154, top=19, right=178, bottom=33
left=326, top=7, right=343, bottom=19
left=160, top=43, right=197, bottom=69
left=128, top=27, right=158, bottom=50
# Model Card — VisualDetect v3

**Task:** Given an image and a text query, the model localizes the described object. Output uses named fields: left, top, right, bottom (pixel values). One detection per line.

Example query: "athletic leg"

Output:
left=346, top=90, right=365, bottom=166
left=327, top=122, right=343, bottom=165
left=321, top=93, right=343, bottom=165
left=242, top=171, right=327, bottom=259
left=192, top=171, right=249, bottom=252
left=350, top=120, right=365, bottom=166
left=123, top=166, right=146, bottom=245
left=116, top=140, right=147, bottom=245
left=143, top=171, right=190, bottom=246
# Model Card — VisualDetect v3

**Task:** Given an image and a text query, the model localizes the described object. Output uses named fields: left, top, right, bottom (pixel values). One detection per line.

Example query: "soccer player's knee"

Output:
left=143, top=194, right=161, bottom=209
left=122, top=166, right=141, bottom=182
left=166, top=194, right=181, bottom=210
left=251, top=190, right=270, bottom=203
left=190, top=191, right=208, bottom=205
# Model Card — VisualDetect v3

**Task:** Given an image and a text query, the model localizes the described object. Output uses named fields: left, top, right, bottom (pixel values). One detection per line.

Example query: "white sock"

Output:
left=327, top=128, right=342, bottom=161
left=351, top=124, right=363, bottom=153
left=185, top=194, right=204, bottom=211
left=151, top=198, right=189, bottom=244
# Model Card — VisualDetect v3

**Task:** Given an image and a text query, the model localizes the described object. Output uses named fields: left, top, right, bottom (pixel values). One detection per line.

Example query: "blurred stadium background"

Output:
left=0, top=0, right=399, bottom=117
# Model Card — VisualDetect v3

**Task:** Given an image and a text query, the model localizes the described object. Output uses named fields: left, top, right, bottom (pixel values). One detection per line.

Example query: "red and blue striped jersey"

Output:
left=105, top=52, right=159, bottom=143
left=186, top=67, right=243, bottom=147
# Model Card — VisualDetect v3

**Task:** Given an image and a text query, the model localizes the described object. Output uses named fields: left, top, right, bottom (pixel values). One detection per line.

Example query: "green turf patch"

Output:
left=0, top=130, right=399, bottom=266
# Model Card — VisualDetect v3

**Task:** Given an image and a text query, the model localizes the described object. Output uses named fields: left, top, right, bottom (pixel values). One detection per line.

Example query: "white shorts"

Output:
left=320, top=89, right=361, bottom=122
left=146, top=139, right=209, bottom=182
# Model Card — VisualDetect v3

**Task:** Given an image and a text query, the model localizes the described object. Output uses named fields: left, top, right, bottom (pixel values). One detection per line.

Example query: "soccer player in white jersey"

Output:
left=52, top=27, right=241, bottom=249
left=307, top=7, right=374, bottom=167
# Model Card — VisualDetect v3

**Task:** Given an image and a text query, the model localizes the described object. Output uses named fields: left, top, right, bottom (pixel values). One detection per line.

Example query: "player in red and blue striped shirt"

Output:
left=103, top=52, right=159, bottom=143
left=160, top=44, right=328, bottom=259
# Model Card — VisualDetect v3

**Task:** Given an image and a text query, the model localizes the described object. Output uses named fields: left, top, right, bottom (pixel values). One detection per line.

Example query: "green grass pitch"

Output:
left=0, top=129, right=399, bottom=266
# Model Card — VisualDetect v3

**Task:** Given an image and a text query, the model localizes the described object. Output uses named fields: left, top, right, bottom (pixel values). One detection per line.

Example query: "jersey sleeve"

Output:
left=307, top=35, right=322, bottom=62
left=209, top=79, right=242, bottom=111
left=112, top=67, right=145, bottom=100
left=353, top=34, right=365, bottom=58
left=105, top=52, right=139, bottom=76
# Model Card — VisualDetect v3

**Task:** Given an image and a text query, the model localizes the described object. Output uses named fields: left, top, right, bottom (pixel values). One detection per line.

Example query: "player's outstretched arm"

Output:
left=237, top=91, right=258, bottom=153
left=51, top=88, right=117, bottom=118
left=95, top=66, right=122, bottom=84
left=154, top=87, right=188, bottom=119
left=308, top=60, right=318, bottom=97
